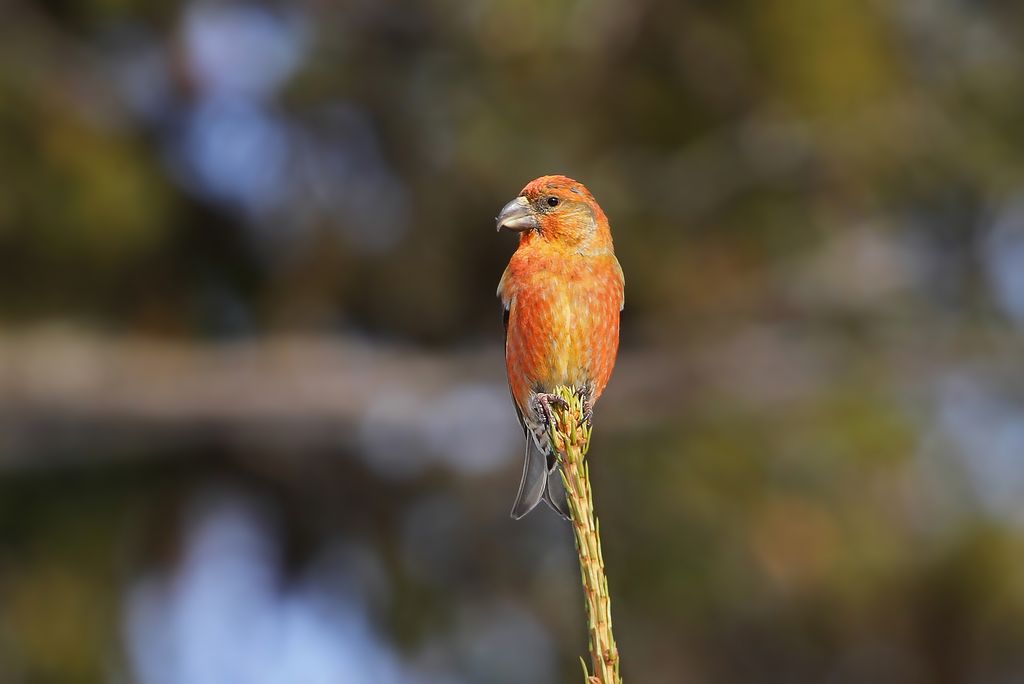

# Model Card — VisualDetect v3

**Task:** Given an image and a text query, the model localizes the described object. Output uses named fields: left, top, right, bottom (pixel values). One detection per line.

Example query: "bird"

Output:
left=496, top=175, right=624, bottom=519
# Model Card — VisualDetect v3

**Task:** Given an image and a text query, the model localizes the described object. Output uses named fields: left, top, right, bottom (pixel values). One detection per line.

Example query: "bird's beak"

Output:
left=496, top=196, right=539, bottom=233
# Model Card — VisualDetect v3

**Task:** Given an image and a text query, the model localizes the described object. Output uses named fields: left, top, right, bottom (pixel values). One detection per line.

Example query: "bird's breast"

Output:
left=503, top=252, right=622, bottom=410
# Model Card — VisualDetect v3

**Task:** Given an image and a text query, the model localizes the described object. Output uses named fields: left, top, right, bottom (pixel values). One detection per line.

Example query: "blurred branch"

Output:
left=0, top=323, right=906, bottom=466
left=0, top=328, right=700, bottom=466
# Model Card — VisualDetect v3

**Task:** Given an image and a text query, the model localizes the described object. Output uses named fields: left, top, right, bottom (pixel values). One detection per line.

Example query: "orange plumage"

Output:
left=495, top=175, right=624, bottom=518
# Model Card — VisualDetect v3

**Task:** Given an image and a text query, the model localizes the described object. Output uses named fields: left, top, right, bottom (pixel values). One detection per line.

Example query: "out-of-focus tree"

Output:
left=3, top=0, right=1024, bottom=682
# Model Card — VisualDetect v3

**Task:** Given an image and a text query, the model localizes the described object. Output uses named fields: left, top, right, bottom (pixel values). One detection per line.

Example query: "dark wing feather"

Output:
left=502, top=298, right=567, bottom=519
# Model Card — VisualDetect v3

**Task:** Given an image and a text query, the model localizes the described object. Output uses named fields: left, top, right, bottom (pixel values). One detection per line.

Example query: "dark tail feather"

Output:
left=510, top=436, right=548, bottom=519
left=542, top=473, right=570, bottom=520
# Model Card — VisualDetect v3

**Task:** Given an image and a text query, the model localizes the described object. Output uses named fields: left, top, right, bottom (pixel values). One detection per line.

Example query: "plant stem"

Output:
left=550, top=386, right=622, bottom=684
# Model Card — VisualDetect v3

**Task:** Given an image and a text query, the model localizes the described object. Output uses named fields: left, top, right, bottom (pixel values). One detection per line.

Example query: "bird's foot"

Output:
left=533, top=392, right=570, bottom=429
left=578, top=401, right=594, bottom=428
left=575, top=386, right=594, bottom=427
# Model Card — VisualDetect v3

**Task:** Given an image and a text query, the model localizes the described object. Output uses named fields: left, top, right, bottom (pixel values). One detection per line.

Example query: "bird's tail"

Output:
left=511, top=435, right=547, bottom=519
left=511, top=433, right=570, bottom=520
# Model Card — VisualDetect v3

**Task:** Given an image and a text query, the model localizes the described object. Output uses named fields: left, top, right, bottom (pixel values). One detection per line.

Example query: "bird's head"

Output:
left=496, top=175, right=611, bottom=251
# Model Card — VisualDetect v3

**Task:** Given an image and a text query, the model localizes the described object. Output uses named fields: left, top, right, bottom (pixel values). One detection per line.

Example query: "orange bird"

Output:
left=496, top=175, right=624, bottom=519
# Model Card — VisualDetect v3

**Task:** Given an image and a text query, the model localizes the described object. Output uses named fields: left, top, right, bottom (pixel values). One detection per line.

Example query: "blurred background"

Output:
left=3, top=0, right=1024, bottom=682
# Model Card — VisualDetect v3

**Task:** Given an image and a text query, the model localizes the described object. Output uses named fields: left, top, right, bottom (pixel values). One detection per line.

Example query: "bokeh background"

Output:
left=3, top=0, right=1024, bottom=682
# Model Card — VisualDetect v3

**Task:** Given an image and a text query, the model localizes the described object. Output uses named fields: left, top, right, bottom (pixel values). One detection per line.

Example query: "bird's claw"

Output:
left=575, top=387, right=594, bottom=427
left=578, top=406, right=593, bottom=428
left=534, top=393, right=569, bottom=428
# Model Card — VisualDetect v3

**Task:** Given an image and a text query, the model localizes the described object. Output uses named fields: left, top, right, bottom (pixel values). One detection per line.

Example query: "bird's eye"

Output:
left=546, top=196, right=559, bottom=207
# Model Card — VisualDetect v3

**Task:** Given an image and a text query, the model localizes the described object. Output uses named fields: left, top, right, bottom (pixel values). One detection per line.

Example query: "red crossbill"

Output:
left=496, top=175, right=624, bottom=518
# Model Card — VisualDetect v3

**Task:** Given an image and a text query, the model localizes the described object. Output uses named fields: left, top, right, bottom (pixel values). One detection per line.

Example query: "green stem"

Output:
left=550, top=386, right=622, bottom=684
